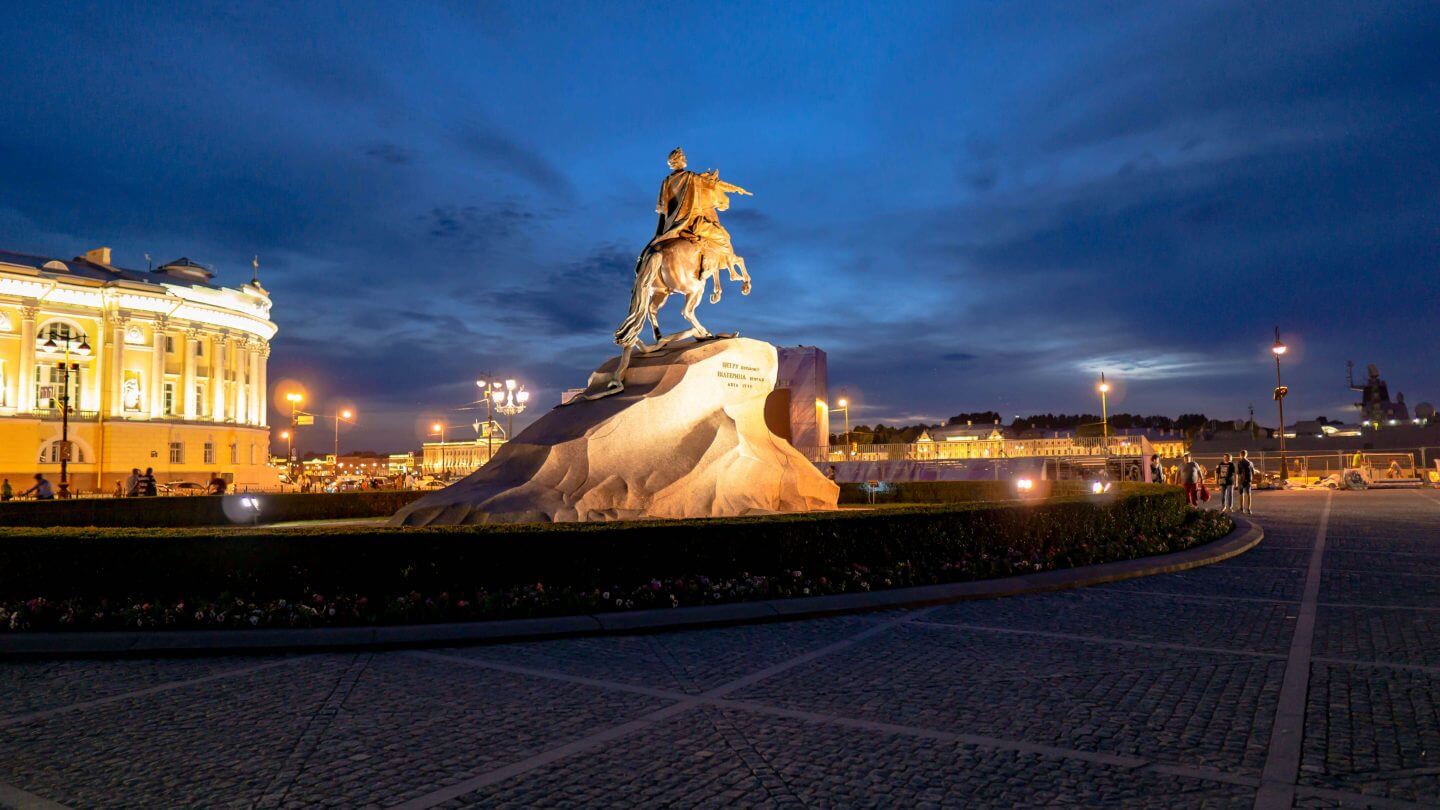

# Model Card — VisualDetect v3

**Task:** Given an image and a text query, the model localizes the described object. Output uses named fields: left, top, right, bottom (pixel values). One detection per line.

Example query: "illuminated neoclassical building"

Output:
left=0, top=247, right=279, bottom=492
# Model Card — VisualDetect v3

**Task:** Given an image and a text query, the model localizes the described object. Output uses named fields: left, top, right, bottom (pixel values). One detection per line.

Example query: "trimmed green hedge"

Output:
left=838, top=479, right=1088, bottom=505
left=0, top=490, right=425, bottom=528
left=1, top=486, right=1188, bottom=603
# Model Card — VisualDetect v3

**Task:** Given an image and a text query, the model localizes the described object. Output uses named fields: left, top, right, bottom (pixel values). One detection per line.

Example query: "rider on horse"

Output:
left=642, top=147, right=750, bottom=277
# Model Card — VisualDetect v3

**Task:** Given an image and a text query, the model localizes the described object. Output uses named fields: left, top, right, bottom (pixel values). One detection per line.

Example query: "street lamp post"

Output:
left=1097, top=372, right=1111, bottom=442
left=833, top=394, right=850, bottom=458
left=40, top=330, right=92, bottom=498
left=492, top=378, right=529, bottom=443
left=1272, top=328, right=1290, bottom=483
left=333, top=408, right=354, bottom=478
left=285, top=392, right=304, bottom=474
left=476, top=379, right=497, bottom=465
left=431, top=422, right=446, bottom=478
left=280, top=430, right=292, bottom=464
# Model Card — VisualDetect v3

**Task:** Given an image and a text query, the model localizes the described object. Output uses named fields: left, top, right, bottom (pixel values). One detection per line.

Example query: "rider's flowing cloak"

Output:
left=643, top=169, right=735, bottom=267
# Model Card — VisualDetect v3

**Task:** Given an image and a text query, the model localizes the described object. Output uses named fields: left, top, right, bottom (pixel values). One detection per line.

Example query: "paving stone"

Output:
left=0, top=656, right=280, bottom=719
left=1211, top=547, right=1311, bottom=569
left=0, top=655, right=358, bottom=808
left=1101, top=564, right=1305, bottom=602
left=728, top=624, right=1285, bottom=775
left=274, top=654, right=671, bottom=808
left=439, top=615, right=877, bottom=694
left=1319, top=570, right=1440, bottom=608
left=1313, top=604, right=1440, bottom=667
left=923, top=589, right=1295, bottom=655
left=1323, top=549, right=1440, bottom=575
left=1299, top=661, right=1440, bottom=804
left=441, top=706, right=1256, bottom=808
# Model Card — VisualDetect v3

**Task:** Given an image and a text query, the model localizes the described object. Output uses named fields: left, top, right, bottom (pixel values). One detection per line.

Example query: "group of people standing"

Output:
left=1167, top=451, right=1258, bottom=514
left=119, top=468, right=159, bottom=497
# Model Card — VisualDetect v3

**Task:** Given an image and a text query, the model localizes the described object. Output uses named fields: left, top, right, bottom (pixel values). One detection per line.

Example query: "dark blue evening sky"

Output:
left=2, top=1, right=1437, bottom=452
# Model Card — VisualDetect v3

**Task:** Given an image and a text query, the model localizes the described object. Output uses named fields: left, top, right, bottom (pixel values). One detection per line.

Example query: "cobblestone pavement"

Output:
left=3, top=491, right=1438, bottom=808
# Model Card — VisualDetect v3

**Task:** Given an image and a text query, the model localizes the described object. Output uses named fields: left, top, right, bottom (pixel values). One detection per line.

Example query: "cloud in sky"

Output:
left=1, top=1, right=1436, bottom=451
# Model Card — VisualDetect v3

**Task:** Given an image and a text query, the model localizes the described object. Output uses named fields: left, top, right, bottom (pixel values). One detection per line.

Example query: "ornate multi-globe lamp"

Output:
left=490, top=379, right=530, bottom=444
left=40, top=330, right=92, bottom=497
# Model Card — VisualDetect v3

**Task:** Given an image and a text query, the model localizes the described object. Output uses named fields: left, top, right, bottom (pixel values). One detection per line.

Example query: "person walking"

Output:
left=124, top=467, right=141, bottom=497
left=1, top=478, right=12, bottom=502
left=21, top=473, right=55, bottom=500
left=139, top=467, right=158, bottom=497
left=1215, top=453, right=1237, bottom=512
left=1179, top=453, right=1202, bottom=507
left=1236, top=450, right=1257, bottom=514
left=1148, top=454, right=1163, bottom=484
left=208, top=472, right=228, bottom=495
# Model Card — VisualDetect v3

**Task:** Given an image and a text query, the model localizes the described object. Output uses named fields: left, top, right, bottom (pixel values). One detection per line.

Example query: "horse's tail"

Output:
left=614, top=248, right=661, bottom=345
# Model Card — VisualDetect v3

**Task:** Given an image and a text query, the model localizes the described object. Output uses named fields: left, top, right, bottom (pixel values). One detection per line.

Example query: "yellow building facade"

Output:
left=0, top=247, right=279, bottom=493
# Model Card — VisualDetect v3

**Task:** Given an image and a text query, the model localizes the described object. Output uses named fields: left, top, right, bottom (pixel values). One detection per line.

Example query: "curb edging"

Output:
left=1, top=517, right=1262, bottom=658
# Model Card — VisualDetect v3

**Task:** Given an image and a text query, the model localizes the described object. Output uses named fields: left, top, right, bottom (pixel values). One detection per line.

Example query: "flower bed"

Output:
left=0, top=486, right=1231, bottom=632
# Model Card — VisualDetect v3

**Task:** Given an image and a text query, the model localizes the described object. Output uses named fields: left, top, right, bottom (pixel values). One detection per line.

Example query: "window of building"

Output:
left=33, top=363, right=82, bottom=411
left=164, top=335, right=174, bottom=353
left=163, top=382, right=176, bottom=415
left=38, top=440, right=86, bottom=464
left=249, top=444, right=256, bottom=465
left=169, top=442, right=184, bottom=463
left=0, top=359, right=7, bottom=408
left=195, top=342, right=204, bottom=357
left=194, top=384, right=206, bottom=416
left=229, top=442, right=238, bottom=464
left=203, top=442, right=215, bottom=464
left=38, top=321, right=86, bottom=344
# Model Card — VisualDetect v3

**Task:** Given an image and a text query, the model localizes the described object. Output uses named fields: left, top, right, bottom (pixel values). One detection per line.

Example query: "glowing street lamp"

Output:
left=493, top=380, right=529, bottom=443
left=431, top=422, right=446, bottom=477
left=333, top=408, right=355, bottom=476
left=833, top=393, right=851, bottom=458
left=1272, top=327, right=1290, bottom=482
left=280, top=430, right=292, bottom=463
left=1097, top=372, right=1111, bottom=441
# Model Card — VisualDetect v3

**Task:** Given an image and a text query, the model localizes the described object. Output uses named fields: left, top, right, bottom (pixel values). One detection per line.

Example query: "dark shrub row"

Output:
left=1, top=486, right=1187, bottom=603
left=0, top=490, right=426, bottom=528
left=838, top=479, right=1089, bottom=504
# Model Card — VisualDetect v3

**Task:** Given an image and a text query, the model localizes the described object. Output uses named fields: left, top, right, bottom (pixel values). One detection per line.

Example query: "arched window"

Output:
left=37, top=320, right=87, bottom=345
left=38, top=438, right=89, bottom=464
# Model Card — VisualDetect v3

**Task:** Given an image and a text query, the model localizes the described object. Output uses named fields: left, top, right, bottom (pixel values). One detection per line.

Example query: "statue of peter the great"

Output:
left=583, top=147, right=755, bottom=399
left=644, top=146, right=750, bottom=272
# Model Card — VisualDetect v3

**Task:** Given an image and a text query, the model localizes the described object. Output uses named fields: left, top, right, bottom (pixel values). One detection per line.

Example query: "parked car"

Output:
left=160, top=481, right=207, bottom=496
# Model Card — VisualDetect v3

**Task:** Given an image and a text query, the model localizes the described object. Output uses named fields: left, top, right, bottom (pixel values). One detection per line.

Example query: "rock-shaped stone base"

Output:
left=390, top=337, right=839, bottom=525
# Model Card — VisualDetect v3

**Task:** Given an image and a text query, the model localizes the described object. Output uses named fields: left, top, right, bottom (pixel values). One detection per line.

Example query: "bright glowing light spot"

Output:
left=1272, top=345, right=1287, bottom=355
left=342, top=409, right=353, bottom=419
left=1098, top=383, right=1110, bottom=393
left=1016, top=478, right=1033, bottom=492
left=1091, top=481, right=1105, bottom=494
left=837, top=398, right=847, bottom=408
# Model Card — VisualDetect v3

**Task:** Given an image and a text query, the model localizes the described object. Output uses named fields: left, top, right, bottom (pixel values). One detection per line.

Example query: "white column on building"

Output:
left=257, top=343, right=269, bottom=426
left=212, top=334, right=228, bottom=422
left=110, top=315, right=129, bottom=417
left=247, top=343, right=260, bottom=426
left=233, top=340, right=249, bottom=424
left=17, top=305, right=37, bottom=413
left=182, top=329, right=199, bottom=419
left=149, top=317, right=167, bottom=417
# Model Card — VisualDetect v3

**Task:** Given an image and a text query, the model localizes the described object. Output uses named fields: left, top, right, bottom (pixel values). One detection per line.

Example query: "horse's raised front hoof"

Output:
left=741, top=282, right=752, bottom=295
left=709, top=290, right=722, bottom=304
